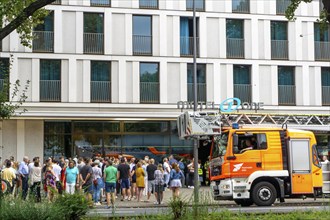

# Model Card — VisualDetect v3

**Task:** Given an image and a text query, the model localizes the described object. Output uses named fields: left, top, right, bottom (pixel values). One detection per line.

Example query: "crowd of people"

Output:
left=0, top=154, right=210, bottom=210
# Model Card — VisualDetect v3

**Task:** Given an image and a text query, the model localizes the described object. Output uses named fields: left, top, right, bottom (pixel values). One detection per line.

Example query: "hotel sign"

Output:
left=177, top=98, right=264, bottom=113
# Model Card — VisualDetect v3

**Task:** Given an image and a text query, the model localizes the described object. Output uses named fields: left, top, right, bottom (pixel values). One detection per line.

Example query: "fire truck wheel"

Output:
left=234, top=199, right=254, bottom=207
left=252, top=181, right=277, bottom=206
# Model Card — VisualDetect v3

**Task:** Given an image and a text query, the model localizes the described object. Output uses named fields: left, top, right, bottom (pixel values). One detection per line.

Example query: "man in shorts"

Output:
left=146, top=158, right=157, bottom=202
left=104, top=159, right=117, bottom=209
left=117, top=157, right=131, bottom=201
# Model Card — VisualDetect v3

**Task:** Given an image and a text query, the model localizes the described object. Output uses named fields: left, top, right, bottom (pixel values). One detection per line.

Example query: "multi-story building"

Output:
left=0, top=0, right=329, bottom=162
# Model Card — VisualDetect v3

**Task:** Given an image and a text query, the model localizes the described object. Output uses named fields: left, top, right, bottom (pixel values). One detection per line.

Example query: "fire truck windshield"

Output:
left=211, top=132, right=228, bottom=158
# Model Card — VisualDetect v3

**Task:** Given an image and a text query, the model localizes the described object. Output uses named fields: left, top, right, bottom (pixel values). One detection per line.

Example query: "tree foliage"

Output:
left=286, top=0, right=330, bottom=23
left=0, top=0, right=55, bottom=47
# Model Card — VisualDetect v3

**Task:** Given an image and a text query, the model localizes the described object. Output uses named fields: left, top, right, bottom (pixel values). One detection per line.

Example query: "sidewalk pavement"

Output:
left=95, top=186, right=329, bottom=208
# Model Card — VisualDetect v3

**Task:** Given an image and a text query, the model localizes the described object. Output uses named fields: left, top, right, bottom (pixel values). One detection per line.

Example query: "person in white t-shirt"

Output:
left=52, top=160, right=62, bottom=194
left=163, top=158, right=170, bottom=188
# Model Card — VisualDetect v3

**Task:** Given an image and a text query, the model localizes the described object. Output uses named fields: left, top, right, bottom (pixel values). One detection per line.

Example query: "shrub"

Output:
left=54, top=193, right=89, bottom=220
left=168, top=197, right=188, bottom=220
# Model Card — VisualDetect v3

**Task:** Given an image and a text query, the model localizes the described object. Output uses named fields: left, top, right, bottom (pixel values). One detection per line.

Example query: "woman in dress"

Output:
left=169, top=163, right=184, bottom=198
left=154, top=164, right=165, bottom=204
left=135, top=162, right=145, bottom=202
left=44, top=165, right=57, bottom=202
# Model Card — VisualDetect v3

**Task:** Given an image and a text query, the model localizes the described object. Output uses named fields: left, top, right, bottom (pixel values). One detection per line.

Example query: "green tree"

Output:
left=286, top=0, right=330, bottom=23
left=0, top=0, right=55, bottom=47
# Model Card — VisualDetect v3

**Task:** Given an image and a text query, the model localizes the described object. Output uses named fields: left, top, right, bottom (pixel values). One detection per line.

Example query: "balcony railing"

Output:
left=40, top=80, right=61, bottom=102
left=271, top=40, right=288, bottom=59
left=84, top=33, right=104, bottom=54
left=186, top=0, right=205, bottom=11
left=278, top=85, right=296, bottom=105
left=133, top=35, right=152, bottom=55
left=180, top=37, right=199, bottom=57
left=276, top=0, right=291, bottom=15
left=234, top=84, right=252, bottom=103
left=232, top=0, right=250, bottom=13
left=91, top=81, right=111, bottom=102
left=187, top=83, right=206, bottom=102
left=32, top=31, right=54, bottom=52
left=140, top=82, right=159, bottom=104
left=90, top=0, right=111, bottom=7
left=315, top=41, right=330, bottom=61
left=139, top=0, right=158, bottom=9
left=52, top=0, right=61, bottom=4
left=322, top=86, right=330, bottom=106
left=227, top=38, right=245, bottom=58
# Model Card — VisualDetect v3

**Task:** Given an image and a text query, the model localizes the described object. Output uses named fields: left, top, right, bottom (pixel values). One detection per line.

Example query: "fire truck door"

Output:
left=288, top=139, right=313, bottom=194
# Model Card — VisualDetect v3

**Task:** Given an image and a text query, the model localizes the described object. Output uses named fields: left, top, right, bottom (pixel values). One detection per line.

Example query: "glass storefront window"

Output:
left=124, top=121, right=168, bottom=133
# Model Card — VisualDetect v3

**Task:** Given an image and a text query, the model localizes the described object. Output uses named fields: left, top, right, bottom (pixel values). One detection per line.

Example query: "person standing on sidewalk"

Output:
left=163, top=158, right=170, bottom=188
left=169, top=163, right=184, bottom=198
left=92, top=160, right=103, bottom=205
left=65, top=160, right=79, bottom=194
left=117, top=157, right=131, bottom=201
left=18, top=156, right=30, bottom=200
left=154, top=164, right=165, bottom=204
left=52, top=159, right=63, bottom=194
left=80, top=158, right=93, bottom=206
left=104, top=159, right=117, bottom=209
left=146, top=158, right=157, bottom=202
left=135, top=162, right=145, bottom=202
left=30, top=160, right=42, bottom=202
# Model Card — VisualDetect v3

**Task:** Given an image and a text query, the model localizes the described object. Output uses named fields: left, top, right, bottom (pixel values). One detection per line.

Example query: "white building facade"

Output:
left=0, top=0, right=329, bottom=162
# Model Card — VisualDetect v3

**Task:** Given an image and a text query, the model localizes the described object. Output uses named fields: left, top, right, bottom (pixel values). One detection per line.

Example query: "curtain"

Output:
left=278, top=66, right=294, bottom=85
left=227, top=19, right=244, bottom=39
left=91, top=61, right=110, bottom=81
left=233, top=65, right=250, bottom=84
left=322, top=67, right=330, bottom=86
left=180, top=17, right=190, bottom=54
left=271, top=21, right=287, bottom=40
left=40, top=60, right=61, bottom=80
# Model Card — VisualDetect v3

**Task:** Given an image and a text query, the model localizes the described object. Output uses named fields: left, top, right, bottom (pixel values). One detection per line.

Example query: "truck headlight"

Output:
left=221, top=185, right=230, bottom=190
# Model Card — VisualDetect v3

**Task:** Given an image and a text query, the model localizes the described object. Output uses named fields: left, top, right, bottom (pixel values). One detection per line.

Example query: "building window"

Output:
left=90, top=0, right=111, bottom=7
left=91, top=61, right=111, bottom=103
left=276, top=0, right=291, bottom=15
left=0, top=58, right=9, bottom=99
left=140, top=63, right=159, bottom=104
left=180, top=17, right=199, bottom=57
left=322, top=67, right=330, bottom=106
left=233, top=65, right=251, bottom=103
left=187, top=64, right=206, bottom=102
left=133, top=15, right=152, bottom=56
left=186, top=0, right=205, bottom=11
left=271, top=21, right=288, bottom=59
left=314, top=23, right=330, bottom=61
left=139, top=0, right=158, bottom=9
left=235, top=133, right=268, bottom=154
left=226, top=19, right=245, bottom=58
left=278, top=66, right=295, bottom=105
left=40, top=59, right=61, bottom=102
left=84, top=13, right=104, bottom=54
left=232, top=0, right=250, bottom=13
left=33, top=11, right=54, bottom=53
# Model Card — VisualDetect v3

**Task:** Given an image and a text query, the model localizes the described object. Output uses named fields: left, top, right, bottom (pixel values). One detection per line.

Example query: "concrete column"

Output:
left=160, top=61, right=168, bottom=104
left=54, top=9, right=63, bottom=53
left=199, top=14, right=207, bottom=58
left=131, top=0, right=139, bottom=8
left=125, top=14, right=132, bottom=56
left=179, top=63, right=187, bottom=101
left=9, top=31, right=19, bottom=52
left=9, top=55, right=18, bottom=101
left=205, top=0, right=213, bottom=11
left=224, top=0, right=232, bottom=12
left=179, top=0, right=186, bottom=10
left=82, top=60, right=90, bottom=102
left=118, top=59, right=127, bottom=103
left=111, top=0, right=119, bottom=7
left=206, top=63, right=214, bottom=102
left=244, top=19, right=252, bottom=59
left=270, top=65, right=278, bottom=105
left=31, top=59, right=40, bottom=102
left=251, top=18, right=259, bottom=59
left=104, top=10, right=112, bottom=55
left=226, top=64, right=234, bottom=98
left=219, top=18, right=226, bottom=58
left=173, top=16, right=180, bottom=57
left=264, top=20, right=271, bottom=60
left=314, top=67, right=322, bottom=106
left=16, top=120, right=25, bottom=161
left=76, top=12, right=83, bottom=54
left=68, top=58, right=77, bottom=102
left=251, top=64, right=260, bottom=102
left=306, top=21, right=315, bottom=61
left=213, top=62, right=221, bottom=104
left=132, top=61, right=139, bottom=103
left=288, top=21, right=297, bottom=61
left=159, top=14, right=167, bottom=57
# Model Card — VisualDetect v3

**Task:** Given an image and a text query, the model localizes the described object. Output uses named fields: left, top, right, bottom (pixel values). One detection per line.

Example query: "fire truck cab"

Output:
left=210, top=127, right=323, bottom=206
